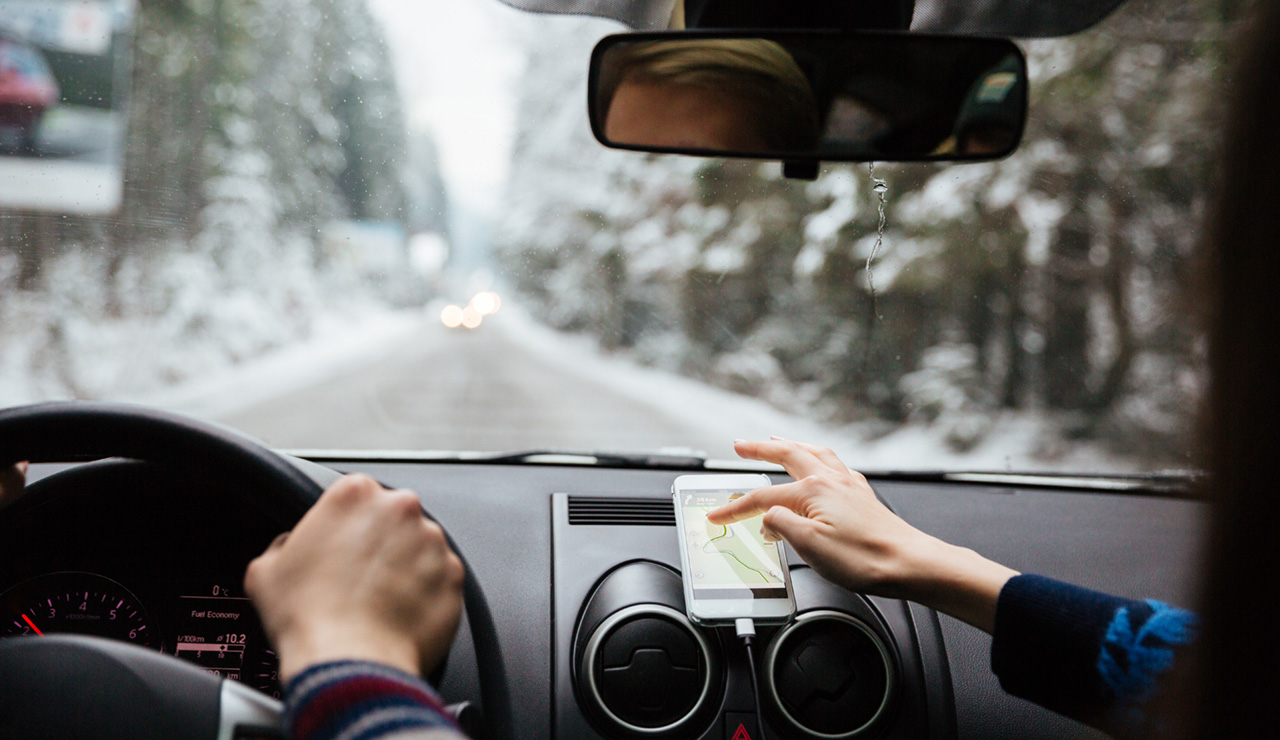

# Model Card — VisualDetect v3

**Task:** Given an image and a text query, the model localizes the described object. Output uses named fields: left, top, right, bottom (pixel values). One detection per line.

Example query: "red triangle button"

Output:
left=731, top=723, right=753, bottom=740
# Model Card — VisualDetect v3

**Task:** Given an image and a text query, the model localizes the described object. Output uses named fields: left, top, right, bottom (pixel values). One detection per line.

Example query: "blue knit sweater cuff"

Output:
left=991, top=574, right=1196, bottom=737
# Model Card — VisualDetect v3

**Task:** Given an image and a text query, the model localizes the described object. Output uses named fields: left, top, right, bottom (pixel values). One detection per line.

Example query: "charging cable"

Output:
left=734, top=618, right=767, bottom=740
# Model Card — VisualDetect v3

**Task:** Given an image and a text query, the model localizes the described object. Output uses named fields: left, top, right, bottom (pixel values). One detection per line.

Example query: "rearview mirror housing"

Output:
left=588, top=31, right=1027, bottom=165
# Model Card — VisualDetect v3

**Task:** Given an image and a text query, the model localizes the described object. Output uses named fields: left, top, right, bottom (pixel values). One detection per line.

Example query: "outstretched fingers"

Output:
left=707, top=479, right=806, bottom=526
left=733, top=439, right=822, bottom=476
left=733, top=438, right=843, bottom=479
left=783, top=439, right=850, bottom=473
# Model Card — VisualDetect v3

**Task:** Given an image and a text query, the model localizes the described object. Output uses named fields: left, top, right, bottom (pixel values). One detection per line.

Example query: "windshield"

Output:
left=0, top=0, right=1233, bottom=472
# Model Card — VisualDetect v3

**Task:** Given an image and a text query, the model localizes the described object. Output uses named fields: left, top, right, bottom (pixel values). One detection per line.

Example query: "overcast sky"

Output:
left=367, top=0, right=531, bottom=218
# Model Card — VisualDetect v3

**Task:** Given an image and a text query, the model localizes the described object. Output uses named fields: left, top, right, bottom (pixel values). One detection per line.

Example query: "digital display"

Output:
left=173, top=585, right=257, bottom=683
left=680, top=489, right=788, bottom=600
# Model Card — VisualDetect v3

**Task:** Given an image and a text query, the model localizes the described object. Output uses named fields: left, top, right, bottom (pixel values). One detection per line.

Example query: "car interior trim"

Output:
left=217, top=679, right=284, bottom=740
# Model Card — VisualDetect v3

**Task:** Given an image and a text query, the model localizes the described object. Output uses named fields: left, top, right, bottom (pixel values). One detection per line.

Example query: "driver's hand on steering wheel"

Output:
left=245, top=474, right=465, bottom=684
left=0, top=462, right=27, bottom=506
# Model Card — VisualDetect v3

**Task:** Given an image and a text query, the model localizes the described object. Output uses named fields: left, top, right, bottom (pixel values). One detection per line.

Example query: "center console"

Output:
left=552, top=494, right=956, bottom=740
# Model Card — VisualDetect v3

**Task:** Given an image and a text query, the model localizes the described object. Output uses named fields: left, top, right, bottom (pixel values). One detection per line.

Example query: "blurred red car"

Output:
left=0, top=34, right=60, bottom=152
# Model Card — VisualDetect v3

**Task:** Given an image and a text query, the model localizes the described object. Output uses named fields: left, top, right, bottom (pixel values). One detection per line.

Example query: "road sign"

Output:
left=0, top=0, right=120, bottom=55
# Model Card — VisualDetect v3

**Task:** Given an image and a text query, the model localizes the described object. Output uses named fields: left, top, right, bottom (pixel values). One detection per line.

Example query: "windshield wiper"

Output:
left=473, top=448, right=709, bottom=470
left=291, top=447, right=710, bottom=470
left=863, top=469, right=1201, bottom=496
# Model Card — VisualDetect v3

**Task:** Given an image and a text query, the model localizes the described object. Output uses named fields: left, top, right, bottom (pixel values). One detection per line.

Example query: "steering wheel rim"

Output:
left=0, top=401, right=513, bottom=740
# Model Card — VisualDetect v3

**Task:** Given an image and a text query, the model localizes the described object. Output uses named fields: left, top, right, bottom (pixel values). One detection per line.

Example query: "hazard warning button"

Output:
left=724, top=712, right=759, bottom=740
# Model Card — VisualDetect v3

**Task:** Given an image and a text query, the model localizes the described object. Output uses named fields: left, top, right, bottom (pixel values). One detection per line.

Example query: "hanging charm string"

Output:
left=866, top=162, right=888, bottom=322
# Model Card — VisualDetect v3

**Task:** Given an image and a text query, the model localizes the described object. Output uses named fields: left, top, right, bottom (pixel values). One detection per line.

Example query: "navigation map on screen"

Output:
left=680, top=490, right=786, bottom=598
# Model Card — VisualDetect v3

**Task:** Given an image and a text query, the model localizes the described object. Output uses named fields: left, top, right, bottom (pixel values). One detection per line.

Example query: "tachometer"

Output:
left=0, top=571, right=159, bottom=649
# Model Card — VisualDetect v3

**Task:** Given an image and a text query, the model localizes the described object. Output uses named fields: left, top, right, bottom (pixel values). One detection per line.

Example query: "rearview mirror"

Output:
left=588, top=31, right=1027, bottom=164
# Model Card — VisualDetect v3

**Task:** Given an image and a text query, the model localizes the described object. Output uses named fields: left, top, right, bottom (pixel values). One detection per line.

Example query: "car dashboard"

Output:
left=0, top=457, right=1204, bottom=740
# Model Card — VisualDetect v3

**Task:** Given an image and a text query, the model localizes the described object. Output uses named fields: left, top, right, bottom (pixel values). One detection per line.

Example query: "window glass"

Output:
left=0, top=0, right=1236, bottom=471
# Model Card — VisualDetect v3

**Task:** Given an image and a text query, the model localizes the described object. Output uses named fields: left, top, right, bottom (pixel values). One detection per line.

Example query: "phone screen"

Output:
left=679, top=489, right=788, bottom=600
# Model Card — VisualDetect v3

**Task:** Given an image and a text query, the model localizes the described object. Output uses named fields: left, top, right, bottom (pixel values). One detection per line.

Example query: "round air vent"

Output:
left=764, top=610, right=896, bottom=739
left=581, top=604, right=719, bottom=737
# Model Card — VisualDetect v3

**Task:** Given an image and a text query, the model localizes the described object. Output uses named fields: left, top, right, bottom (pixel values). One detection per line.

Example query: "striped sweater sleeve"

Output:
left=991, top=574, right=1197, bottom=738
left=284, top=660, right=469, bottom=740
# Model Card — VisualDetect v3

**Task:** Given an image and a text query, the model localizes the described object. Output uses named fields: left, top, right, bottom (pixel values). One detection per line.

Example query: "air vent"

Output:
left=578, top=603, right=720, bottom=738
left=568, top=496, right=675, bottom=526
left=764, top=611, right=896, bottom=739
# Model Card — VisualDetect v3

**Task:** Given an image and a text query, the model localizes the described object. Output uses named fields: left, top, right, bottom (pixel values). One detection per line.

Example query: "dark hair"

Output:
left=1187, top=0, right=1280, bottom=735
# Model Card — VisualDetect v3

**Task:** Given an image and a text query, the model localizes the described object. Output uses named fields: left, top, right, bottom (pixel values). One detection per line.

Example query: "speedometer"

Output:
left=0, top=571, right=159, bottom=649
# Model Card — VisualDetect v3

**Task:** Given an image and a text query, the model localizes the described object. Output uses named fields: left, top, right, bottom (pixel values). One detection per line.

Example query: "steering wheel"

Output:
left=0, top=401, right=512, bottom=740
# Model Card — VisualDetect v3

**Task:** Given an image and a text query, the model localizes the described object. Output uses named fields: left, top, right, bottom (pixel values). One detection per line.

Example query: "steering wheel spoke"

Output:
left=0, top=634, right=226, bottom=740
left=219, top=678, right=285, bottom=740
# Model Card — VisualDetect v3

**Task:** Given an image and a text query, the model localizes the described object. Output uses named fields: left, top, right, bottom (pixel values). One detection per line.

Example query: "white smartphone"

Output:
left=672, top=473, right=796, bottom=626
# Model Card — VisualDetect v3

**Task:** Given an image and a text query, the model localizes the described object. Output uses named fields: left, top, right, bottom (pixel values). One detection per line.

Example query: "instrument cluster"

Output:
left=1, top=570, right=283, bottom=697
left=0, top=463, right=294, bottom=699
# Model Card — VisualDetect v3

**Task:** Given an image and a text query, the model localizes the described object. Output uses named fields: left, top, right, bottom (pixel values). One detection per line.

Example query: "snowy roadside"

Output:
left=126, top=309, right=428, bottom=421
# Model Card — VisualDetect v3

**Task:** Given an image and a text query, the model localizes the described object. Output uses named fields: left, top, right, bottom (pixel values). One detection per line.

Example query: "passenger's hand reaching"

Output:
left=245, top=474, right=465, bottom=683
left=0, top=462, right=27, bottom=507
left=708, top=439, right=933, bottom=593
left=708, top=439, right=1018, bottom=633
